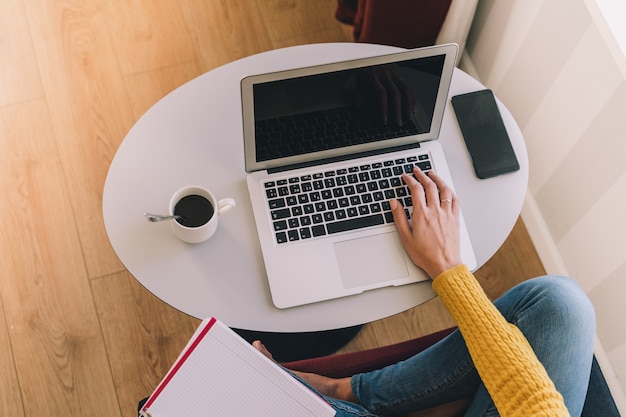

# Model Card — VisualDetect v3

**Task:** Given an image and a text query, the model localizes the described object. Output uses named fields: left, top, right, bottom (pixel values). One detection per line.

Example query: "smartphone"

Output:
left=451, top=89, right=519, bottom=179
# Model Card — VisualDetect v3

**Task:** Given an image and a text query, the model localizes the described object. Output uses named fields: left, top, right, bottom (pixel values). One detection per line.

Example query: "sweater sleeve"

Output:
left=432, top=265, right=570, bottom=417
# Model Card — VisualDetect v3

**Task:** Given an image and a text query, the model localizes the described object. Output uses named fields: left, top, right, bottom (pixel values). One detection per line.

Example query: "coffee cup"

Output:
left=168, top=186, right=235, bottom=243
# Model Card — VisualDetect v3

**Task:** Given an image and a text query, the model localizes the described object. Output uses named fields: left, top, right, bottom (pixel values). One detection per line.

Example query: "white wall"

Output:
left=466, top=0, right=626, bottom=411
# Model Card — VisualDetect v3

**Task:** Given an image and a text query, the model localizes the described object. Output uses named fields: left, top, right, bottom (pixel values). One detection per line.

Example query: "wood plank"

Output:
left=338, top=297, right=456, bottom=354
left=91, top=271, right=200, bottom=417
left=0, top=293, right=25, bottom=417
left=23, top=0, right=135, bottom=279
left=104, top=0, right=196, bottom=76
left=179, top=0, right=275, bottom=72
left=270, top=26, right=354, bottom=50
left=256, top=0, right=347, bottom=45
left=123, top=61, right=204, bottom=119
left=0, top=100, right=120, bottom=417
left=0, top=0, right=44, bottom=106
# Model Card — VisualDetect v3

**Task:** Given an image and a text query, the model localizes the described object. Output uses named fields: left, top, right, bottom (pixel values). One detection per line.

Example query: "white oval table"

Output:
left=103, top=43, right=528, bottom=333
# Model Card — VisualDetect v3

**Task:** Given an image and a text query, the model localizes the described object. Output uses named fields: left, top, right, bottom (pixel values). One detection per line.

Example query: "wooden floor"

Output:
left=0, top=1, right=545, bottom=416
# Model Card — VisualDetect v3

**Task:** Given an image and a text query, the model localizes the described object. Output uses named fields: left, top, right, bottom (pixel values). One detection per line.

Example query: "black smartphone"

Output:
left=451, top=89, right=519, bottom=179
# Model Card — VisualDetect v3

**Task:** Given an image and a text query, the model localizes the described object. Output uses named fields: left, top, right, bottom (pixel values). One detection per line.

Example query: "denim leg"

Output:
left=351, top=327, right=480, bottom=415
left=352, top=275, right=596, bottom=417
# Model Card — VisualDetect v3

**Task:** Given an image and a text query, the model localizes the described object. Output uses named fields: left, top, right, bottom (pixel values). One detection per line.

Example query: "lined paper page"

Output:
left=142, top=318, right=335, bottom=417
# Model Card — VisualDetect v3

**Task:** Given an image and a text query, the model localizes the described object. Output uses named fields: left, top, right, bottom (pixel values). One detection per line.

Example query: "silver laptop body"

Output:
left=242, top=44, right=476, bottom=309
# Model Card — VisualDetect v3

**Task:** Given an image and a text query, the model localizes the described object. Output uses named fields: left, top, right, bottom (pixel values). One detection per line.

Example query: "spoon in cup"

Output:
left=144, top=212, right=183, bottom=223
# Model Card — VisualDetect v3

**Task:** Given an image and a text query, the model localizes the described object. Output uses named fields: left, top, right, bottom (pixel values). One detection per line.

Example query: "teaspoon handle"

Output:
left=144, top=212, right=183, bottom=222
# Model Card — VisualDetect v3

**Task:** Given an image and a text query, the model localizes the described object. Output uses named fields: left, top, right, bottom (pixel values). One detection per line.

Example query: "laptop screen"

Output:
left=242, top=44, right=458, bottom=172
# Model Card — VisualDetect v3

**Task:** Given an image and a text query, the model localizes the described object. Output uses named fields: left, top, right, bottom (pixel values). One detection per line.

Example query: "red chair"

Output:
left=283, top=327, right=455, bottom=378
left=335, top=0, right=479, bottom=61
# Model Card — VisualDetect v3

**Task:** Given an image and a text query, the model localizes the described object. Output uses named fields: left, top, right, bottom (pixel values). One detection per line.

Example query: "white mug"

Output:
left=168, top=186, right=235, bottom=243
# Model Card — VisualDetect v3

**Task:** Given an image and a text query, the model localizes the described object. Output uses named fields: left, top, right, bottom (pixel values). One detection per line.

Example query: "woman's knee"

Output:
left=513, top=275, right=595, bottom=335
left=494, top=276, right=596, bottom=414
left=528, top=275, right=593, bottom=312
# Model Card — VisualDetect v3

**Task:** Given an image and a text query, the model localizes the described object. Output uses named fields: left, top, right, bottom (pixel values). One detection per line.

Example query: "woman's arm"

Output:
left=391, top=168, right=569, bottom=417
left=432, top=264, right=569, bottom=417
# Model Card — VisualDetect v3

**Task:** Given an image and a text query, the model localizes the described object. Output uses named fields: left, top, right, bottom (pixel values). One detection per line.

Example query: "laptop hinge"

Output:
left=267, top=142, right=423, bottom=174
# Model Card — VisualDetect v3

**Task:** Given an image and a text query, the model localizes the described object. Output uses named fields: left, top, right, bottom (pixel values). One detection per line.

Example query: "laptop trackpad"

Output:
left=335, top=232, right=409, bottom=289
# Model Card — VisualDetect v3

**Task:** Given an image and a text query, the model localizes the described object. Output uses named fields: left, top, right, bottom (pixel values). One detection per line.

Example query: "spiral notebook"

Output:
left=139, top=318, right=335, bottom=417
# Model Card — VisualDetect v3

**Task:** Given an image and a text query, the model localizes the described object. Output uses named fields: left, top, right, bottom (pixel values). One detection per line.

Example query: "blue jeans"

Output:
left=314, top=276, right=596, bottom=417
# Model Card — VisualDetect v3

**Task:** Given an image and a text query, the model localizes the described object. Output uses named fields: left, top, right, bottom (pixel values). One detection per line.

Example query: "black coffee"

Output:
left=174, top=194, right=214, bottom=227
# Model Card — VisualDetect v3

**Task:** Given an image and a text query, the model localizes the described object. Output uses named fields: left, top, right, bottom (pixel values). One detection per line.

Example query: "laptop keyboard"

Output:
left=263, top=154, right=432, bottom=244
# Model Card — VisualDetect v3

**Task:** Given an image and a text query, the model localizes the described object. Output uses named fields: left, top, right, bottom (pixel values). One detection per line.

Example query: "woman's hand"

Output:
left=390, top=167, right=462, bottom=279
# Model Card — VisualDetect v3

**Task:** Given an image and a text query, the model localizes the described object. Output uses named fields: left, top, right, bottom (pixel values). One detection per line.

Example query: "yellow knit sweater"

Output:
left=432, top=265, right=570, bottom=417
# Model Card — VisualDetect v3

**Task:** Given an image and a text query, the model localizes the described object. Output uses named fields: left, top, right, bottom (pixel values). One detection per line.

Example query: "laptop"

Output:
left=242, top=44, right=476, bottom=309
